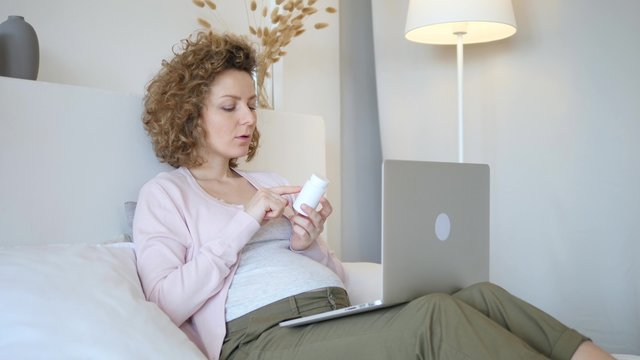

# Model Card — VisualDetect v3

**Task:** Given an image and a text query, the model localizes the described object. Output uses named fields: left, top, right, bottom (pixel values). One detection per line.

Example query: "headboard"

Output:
left=0, top=76, right=325, bottom=246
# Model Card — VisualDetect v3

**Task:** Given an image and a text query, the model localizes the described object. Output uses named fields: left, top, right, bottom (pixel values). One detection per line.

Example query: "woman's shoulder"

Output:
left=140, top=167, right=191, bottom=195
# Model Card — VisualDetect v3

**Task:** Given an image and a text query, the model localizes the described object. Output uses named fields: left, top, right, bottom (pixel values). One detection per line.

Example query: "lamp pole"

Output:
left=404, top=0, right=517, bottom=164
left=456, top=32, right=465, bottom=163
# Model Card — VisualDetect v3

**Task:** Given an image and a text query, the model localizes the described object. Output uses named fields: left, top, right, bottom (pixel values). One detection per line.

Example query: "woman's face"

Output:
left=199, top=69, right=257, bottom=163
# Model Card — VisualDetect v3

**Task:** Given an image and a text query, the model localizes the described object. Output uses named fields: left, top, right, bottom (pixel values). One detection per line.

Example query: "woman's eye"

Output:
left=222, top=106, right=235, bottom=112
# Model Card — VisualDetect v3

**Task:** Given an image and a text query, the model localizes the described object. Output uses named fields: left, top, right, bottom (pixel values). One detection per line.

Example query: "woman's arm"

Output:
left=133, top=182, right=259, bottom=327
left=289, top=197, right=346, bottom=281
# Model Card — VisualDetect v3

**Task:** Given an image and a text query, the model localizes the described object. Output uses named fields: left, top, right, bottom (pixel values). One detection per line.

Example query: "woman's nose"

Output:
left=240, top=106, right=256, bottom=125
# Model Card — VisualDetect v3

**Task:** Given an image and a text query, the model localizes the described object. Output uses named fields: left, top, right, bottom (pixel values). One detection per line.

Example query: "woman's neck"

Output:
left=189, top=159, right=236, bottom=182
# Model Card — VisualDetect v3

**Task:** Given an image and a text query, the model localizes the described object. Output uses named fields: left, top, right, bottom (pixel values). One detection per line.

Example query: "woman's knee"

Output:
left=457, top=281, right=505, bottom=298
left=410, top=293, right=460, bottom=315
left=406, top=293, right=479, bottom=332
left=421, top=292, right=456, bottom=304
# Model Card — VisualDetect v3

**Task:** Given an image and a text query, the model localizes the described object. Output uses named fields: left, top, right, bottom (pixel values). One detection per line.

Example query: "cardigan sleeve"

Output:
left=133, top=180, right=260, bottom=327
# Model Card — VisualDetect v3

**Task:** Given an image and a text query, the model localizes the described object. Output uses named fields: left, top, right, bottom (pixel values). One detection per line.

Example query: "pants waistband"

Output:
left=226, top=287, right=349, bottom=334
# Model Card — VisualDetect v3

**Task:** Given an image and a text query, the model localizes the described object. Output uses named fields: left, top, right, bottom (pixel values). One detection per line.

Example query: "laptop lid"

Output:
left=381, top=160, right=490, bottom=305
left=279, top=159, right=490, bottom=328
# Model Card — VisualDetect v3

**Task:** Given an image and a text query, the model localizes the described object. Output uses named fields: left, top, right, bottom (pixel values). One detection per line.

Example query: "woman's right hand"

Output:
left=244, top=186, right=300, bottom=223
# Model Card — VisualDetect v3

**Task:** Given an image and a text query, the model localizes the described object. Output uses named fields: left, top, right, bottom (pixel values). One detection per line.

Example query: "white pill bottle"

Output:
left=293, top=174, right=329, bottom=216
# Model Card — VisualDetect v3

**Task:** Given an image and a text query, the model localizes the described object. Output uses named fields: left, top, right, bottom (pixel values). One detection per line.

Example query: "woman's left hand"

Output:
left=287, top=197, right=333, bottom=251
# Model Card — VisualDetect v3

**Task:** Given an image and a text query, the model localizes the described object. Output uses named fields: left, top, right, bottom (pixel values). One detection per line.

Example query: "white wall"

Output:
left=0, top=0, right=342, bottom=253
left=372, top=0, right=639, bottom=354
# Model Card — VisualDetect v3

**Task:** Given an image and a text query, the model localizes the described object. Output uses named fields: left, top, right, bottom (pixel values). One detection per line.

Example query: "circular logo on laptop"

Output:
left=435, top=213, right=451, bottom=241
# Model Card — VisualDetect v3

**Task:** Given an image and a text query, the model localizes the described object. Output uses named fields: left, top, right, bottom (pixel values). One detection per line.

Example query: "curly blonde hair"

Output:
left=143, top=31, right=260, bottom=168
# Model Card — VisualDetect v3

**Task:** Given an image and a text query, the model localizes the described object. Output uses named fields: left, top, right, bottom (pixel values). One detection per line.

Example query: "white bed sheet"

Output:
left=0, top=242, right=205, bottom=359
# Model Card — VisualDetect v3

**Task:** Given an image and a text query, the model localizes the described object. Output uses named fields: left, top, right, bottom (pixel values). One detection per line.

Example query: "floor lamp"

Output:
left=404, top=0, right=517, bottom=163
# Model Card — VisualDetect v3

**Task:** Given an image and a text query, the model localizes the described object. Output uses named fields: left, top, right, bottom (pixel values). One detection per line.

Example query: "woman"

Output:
left=134, top=30, right=613, bottom=360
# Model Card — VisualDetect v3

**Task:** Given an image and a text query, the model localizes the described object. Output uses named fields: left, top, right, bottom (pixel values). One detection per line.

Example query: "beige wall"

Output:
left=0, top=0, right=342, bottom=253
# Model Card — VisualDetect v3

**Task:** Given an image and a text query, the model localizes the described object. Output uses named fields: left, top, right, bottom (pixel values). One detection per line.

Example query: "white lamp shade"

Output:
left=405, top=0, right=517, bottom=45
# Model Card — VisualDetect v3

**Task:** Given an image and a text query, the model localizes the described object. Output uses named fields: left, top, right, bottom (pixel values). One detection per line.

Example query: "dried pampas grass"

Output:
left=193, top=0, right=337, bottom=108
left=197, top=18, right=212, bottom=29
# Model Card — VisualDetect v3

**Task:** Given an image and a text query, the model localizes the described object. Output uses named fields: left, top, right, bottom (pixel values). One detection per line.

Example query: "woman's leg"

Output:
left=233, top=292, right=549, bottom=360
left=451, top=282, right=591, bottom=360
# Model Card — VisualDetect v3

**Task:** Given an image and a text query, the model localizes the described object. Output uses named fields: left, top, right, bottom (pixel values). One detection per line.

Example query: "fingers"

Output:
left=299, top=197, right=332, bottom=223
left=291, top=223, right=309, bottom=238
left=245, top=188, right=289, bottom=222
left=283, top=205, right=295, bottom=220
left=290, top=205, right=326, bottom=239
left=289, top=198, right=333, bottom=251
left=246, top=188, right=331, bottom=228
left=290, top=196, right=332, bottom=230
left=270, top=185, right=302, bottom=196
left=317, top=197, right=333, bottom=218
left=260, top=187, right=298, bottom=220
left=299, top=204, right=323, bottom=230
left=290, top=212, right=319, bottom=234
left=262, top=192, right=288, bottom=220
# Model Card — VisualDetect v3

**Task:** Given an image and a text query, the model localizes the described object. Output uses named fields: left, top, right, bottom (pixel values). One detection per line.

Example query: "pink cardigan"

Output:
left=133, top=167, right=345, bottom=359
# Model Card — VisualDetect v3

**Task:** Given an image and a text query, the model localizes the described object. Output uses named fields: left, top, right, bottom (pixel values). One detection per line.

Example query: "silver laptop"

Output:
left=279, top=159, right=490, bottom=327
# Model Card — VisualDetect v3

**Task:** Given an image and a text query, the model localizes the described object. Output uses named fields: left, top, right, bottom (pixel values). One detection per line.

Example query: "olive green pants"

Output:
left=221, top=282, right=588, bottom=360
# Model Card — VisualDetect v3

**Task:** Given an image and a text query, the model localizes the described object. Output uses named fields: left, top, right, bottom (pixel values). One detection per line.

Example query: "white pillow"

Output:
left=0, top=243, right=206, bottom=359
left=342, top=262, right=382, bottom=305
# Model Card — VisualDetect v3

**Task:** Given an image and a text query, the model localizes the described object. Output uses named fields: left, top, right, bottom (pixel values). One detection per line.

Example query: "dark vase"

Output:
left=0, top=16, right=40, bottom=80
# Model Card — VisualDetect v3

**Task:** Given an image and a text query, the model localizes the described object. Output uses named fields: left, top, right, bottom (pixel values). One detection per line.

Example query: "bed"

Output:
left=0, top=76, right=634, bottom=359
left=0, top=76, right=380, bottom=359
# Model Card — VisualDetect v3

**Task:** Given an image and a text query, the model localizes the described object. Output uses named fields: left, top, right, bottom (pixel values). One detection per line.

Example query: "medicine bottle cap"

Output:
left=308, top=174, right=329, bottom=189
